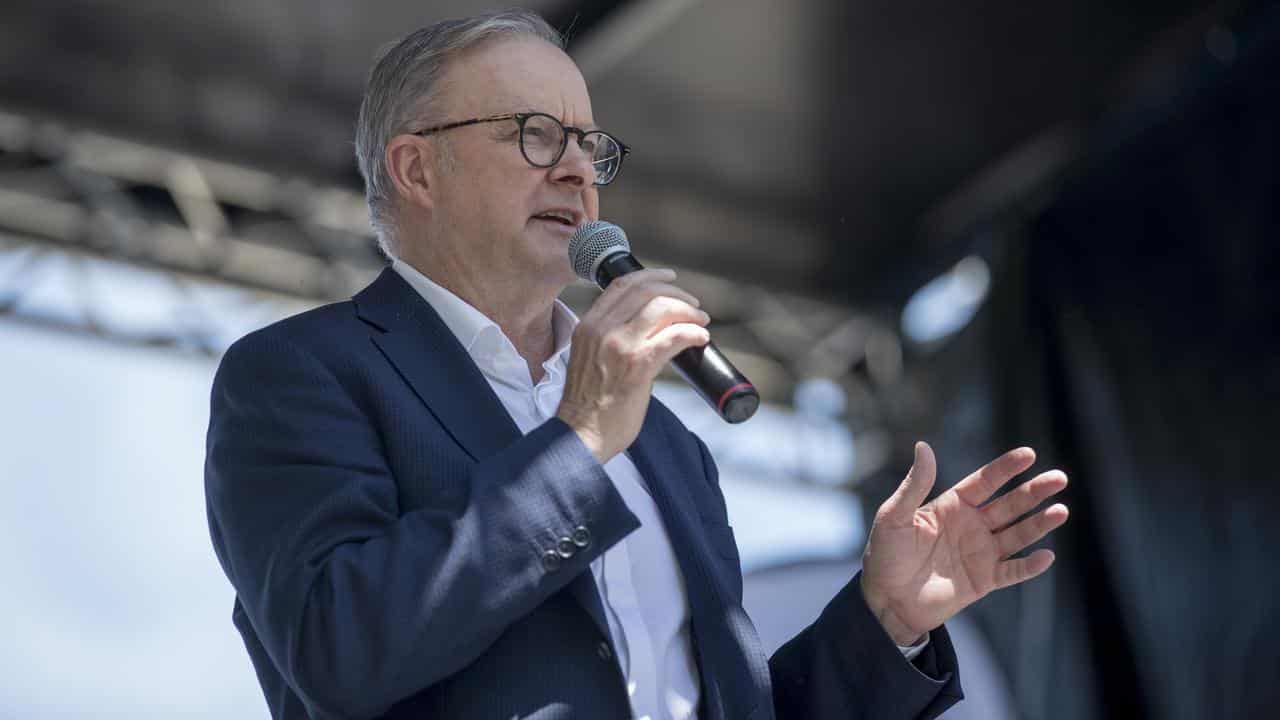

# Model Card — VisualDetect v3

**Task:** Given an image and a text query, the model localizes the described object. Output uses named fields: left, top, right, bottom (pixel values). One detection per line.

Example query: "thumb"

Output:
left=881, top=441, right=937, bottom=523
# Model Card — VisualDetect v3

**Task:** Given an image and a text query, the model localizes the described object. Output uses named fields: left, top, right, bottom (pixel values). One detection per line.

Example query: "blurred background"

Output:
left=1, top=0, right=1277, bottom=718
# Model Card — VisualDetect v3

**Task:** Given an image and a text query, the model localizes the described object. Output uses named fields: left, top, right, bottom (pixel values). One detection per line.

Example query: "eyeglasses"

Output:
left=413, top=112, right=630, bottom=186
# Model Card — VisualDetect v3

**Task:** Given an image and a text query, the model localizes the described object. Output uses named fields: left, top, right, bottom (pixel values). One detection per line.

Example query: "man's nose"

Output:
left=550, top=140, right=594, bottom=187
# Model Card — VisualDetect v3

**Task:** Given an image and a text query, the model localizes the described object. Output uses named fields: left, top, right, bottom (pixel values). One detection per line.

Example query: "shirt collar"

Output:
left=391, top=258, right=577, bottom=386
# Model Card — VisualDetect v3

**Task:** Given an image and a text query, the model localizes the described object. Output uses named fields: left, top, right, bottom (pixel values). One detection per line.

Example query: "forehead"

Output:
left=439, top=37, right=593, bottom=122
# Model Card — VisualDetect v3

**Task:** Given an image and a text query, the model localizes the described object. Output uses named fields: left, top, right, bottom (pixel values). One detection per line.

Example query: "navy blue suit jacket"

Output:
left=205, top=268, right=963, bottom=719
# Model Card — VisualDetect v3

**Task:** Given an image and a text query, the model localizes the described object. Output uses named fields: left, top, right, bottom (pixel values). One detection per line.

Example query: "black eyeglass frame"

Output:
left=412, top=112, right=631, bottom=186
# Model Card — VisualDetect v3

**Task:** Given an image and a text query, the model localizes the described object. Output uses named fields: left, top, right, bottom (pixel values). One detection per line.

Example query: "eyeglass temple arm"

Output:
left=416, top=113, right=518, bottom=136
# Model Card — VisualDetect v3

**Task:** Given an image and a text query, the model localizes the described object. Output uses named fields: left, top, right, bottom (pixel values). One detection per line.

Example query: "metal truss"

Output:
left=0, top=106, right=913, bottom=484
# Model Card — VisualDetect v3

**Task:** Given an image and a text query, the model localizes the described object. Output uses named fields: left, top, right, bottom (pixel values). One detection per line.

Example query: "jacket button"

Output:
left=597, top=641, right=612, bottom=661
left=541, top=549, right=562, bottom=572
left=556, top=536, right=578, bottom=558
left=571, top=526, right=591, bottom=548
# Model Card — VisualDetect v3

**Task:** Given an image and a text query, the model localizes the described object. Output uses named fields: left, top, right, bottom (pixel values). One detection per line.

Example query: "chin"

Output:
left=528, top=240, right=577, bottom=284
left=543, top=260, right=578, bottom=289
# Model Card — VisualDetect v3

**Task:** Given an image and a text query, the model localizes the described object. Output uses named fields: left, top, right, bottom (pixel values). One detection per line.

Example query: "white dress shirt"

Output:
left=391, top=259, right=927, bottom=719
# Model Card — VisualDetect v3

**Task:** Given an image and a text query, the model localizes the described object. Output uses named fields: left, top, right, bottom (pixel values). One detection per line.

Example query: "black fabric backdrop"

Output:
left=926, top=4, right=1280, bottom=719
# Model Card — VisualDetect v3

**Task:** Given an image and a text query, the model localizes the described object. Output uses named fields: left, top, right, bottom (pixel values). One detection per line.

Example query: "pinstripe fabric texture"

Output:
left=205, top=268, right=963, bottom=719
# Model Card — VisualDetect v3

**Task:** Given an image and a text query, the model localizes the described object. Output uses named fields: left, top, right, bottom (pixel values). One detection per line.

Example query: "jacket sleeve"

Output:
left=768, top=572, right=964, bottom=719
left=204, top=332, right=638, bottom=720
left=689, top=434, right=964, bottom=719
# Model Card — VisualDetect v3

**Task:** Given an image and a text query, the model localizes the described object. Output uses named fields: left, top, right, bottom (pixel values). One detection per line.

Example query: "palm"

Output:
left=860, top=443, right=1070, bottom=643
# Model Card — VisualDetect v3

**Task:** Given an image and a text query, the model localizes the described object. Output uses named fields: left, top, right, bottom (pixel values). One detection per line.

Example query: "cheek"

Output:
left=584, top=189, right=600, bottom=221
left=469, top=175, right=529, bottom=224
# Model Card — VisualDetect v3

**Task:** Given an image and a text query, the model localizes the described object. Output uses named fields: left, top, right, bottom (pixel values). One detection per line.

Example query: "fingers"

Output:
left=646, top=321, right=712, bottom=367
left=584, top=268, right=708, bottom=357
left=590, top=269, right=699, bottom=321
left=879, top=442, right=937, bottom=525
left=994, top=503, right=1069, bottom=559
left=572, top=267, right=710, bottom=381
left=994, top=548, right=1056, bottom=591
left=980, top=470, right=1069, bottom=531
left=582, top=268, right=673, bottom=319
left=558, top=268, right=711, bottom=464
left=953, top=447, right=1037, bottom=507
left=625, top=295, right=709, bottom=342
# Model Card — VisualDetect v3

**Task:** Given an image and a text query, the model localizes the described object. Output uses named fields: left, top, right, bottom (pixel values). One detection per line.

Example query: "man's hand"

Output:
left=860, top=442, right=1069, bottom=646
left=557, top=268, right=710, bottom=464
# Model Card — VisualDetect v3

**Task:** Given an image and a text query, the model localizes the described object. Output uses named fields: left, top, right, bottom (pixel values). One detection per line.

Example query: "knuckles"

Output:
left=599, top=333, right=627, bottom=357
left=644, top=295, right=683, bottom=317
left=573, top=320, right=604, bottom=345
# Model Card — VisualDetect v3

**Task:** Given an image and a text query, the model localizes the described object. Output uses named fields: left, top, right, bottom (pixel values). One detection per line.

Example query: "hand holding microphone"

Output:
left=556, top=221, right=758, bottom=463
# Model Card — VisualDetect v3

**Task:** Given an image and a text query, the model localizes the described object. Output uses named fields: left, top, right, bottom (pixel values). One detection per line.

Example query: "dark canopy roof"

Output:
left=0, top=0, right=1230, bottom=305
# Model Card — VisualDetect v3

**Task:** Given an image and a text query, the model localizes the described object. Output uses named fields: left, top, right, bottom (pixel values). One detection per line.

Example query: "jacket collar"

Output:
left=388, top=258, right=577, bottom=388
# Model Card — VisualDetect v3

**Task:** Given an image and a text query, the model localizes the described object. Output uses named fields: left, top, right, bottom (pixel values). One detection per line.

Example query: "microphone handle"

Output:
left=595, top=252, right=760, bottom=423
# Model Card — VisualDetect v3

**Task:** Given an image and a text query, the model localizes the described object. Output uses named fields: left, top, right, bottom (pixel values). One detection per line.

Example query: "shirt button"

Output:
left=597, top=641, right=613, bottom=661
left=541, top=550, right=562, bottom=572
left=571, top=526, right=591, bottom=548
left=556, top=537, right=577, bottom=558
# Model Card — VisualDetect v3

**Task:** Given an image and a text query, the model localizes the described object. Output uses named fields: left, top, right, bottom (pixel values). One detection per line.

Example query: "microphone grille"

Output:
left=569, top=220, right=630, bottom=282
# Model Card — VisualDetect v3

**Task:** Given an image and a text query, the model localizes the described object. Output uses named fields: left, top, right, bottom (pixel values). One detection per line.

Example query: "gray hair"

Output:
left=354, top=9, right=565, bottom=258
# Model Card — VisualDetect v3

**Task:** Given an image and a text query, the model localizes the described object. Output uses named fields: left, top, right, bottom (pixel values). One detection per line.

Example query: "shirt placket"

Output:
left=601, top=534, right=659, bottom=719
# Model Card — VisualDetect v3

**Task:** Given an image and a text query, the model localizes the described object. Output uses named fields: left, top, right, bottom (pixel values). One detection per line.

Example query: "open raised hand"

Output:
left=859, top=442, right=1069, bottom=646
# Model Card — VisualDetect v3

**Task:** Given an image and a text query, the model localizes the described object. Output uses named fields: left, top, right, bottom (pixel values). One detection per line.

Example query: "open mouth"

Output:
left=531, top=210, right=578, bottom=228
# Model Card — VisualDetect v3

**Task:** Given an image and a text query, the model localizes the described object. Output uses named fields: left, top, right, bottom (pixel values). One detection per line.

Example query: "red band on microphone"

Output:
left=715, top=383, right=756, bottom=412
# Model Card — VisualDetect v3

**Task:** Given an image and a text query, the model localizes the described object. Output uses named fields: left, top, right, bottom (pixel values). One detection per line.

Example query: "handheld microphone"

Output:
left=569, top=221, right=759, bottom=424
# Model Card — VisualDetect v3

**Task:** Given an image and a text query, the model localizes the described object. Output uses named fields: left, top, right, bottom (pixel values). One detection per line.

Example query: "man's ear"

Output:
left=385, top=135, right=436, bottom=211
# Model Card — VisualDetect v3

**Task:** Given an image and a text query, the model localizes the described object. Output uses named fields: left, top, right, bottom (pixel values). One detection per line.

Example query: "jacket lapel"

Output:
left=624, top=411, right=719, bottom=617
left=354, top=268, right=521, bottom=461
left=627, top=407, right=766, bottom=720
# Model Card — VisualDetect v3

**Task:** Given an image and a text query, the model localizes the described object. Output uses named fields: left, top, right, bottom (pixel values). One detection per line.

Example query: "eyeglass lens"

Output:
left=520, top=114, right=623, bottom=185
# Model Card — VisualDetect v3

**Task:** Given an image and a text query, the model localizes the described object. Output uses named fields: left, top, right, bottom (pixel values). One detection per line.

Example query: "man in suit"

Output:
left=205, top=9, right=1070, bottom=720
